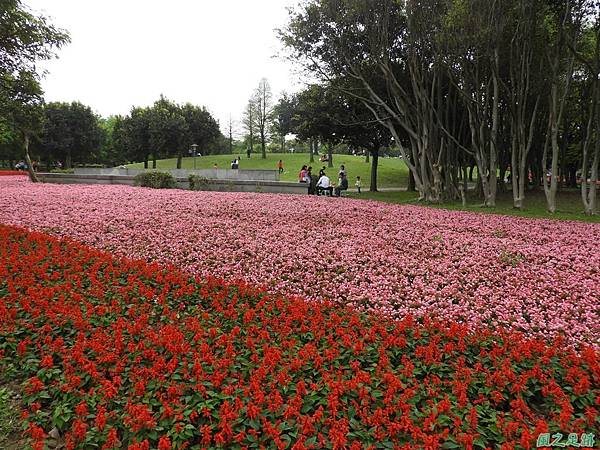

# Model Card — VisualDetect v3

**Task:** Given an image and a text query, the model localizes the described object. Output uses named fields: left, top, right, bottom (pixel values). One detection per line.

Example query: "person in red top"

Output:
left=277, top=160, right=284, bottom=174
left=298, top=165, right=307, bottom=183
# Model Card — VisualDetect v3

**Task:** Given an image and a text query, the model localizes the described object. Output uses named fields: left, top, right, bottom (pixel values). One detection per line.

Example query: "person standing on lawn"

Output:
left=355, top=176, right=362, bottom=194
left=298, top=165, right=308, bottom=183
left=277, top=160, right=284, bottom=174
left=305, top=166, right=313, bottom=186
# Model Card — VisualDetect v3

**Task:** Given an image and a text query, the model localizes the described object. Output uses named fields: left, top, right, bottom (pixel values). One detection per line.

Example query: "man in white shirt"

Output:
left=316, top=173, right=334, bottom=196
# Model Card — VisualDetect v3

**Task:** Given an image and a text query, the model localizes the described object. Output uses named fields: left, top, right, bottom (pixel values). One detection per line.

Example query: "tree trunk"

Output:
left=370, top=148, right=379, bottom=192
left=144, top=157, right=148, bottom=169
left=65, top=150, right=72, bottom=170
left=261, top=133, right=266, bottom=159
left=408, top=170, right=416, bottom=191
left=559, top=123, right=569, bottom=190
left=511, top=133, right=521, bottom=209
left=498, top=163, right=507, bottom=194
left=462, top=165, right=468, bottom=198
left=309, top=139, right=315, bottom=163
left=327, top=143, right=333, bottom=168
left=544, top=28, right=575, bottom=212
left=176, top=152, right=182, bottom=169
left=589, top=154, right=598, bottom=215
left=546, top=82, right=560, bottom=213
left=582, top=91, right=599, bottom=215
left=567, top=165, right=577, bottom=188
left=23, top=133, right=39, bottom=183
left=365, top=151, right=369, bottom=163
left=249, top=130, right=254, bottom=156
left=486, top=51, right=500, bottom=207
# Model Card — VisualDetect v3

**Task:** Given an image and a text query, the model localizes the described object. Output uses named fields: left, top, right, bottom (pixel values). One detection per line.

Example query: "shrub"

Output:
left=188, top=174, right=210, bottom=190
left=134, top=171, right=175, bottom=189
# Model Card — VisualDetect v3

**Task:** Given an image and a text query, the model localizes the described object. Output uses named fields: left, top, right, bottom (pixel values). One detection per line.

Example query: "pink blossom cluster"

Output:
left=1, top=176, right=598, bottom=348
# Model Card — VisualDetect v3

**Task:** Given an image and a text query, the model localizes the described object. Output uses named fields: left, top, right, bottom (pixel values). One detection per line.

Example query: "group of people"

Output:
left=298, top=164, right=358, bottom=197
left=230, top=157, right=241, bottom=169
left=14, top=160, right=41, bottom=171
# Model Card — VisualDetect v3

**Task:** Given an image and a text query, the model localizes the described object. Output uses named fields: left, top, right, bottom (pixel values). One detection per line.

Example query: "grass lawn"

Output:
left=127, top=153, right=409, bottom=188
left=127, top=155, right=598, bottom=222
left=345, top=188, right=600, bottom=223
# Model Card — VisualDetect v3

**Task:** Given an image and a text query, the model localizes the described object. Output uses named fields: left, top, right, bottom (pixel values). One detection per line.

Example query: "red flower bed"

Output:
left=0, top=224, right=598, bottom=449
left=0, top=170, right=28, bottom=176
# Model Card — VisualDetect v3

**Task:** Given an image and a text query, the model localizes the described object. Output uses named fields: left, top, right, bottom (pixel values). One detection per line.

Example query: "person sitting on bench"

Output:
left=316, top=172, right=334, bottom=196
left=335, top=173, right=349, bottom=197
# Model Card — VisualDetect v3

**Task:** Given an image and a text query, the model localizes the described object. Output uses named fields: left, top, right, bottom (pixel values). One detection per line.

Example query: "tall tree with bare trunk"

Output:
left=542, top=1, right=584, bottom=213
left=252, top=78, right=273, bottom=159
left=575, top=5, right=600, bottom=214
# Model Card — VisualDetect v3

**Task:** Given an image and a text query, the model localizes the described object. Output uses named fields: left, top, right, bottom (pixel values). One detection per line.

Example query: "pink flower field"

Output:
left=1, top=176, right=599, bottom=348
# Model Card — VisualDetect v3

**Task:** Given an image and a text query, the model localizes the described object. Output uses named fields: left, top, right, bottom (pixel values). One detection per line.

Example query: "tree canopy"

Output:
left=113, top=96, right=222, bottom=169
left=35, top=101, right=104, bottom=169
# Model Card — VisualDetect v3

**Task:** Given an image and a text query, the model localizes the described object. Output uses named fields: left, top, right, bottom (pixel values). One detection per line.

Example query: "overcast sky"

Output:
left=26, top=0, right=303, bottom=135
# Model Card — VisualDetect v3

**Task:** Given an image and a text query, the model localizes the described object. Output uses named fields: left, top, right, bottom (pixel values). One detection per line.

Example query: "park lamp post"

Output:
left=190, top=144, right=198, bottom=170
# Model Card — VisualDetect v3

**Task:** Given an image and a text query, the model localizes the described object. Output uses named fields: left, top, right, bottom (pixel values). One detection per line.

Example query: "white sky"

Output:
left=26, top=0, right=303, bottom=135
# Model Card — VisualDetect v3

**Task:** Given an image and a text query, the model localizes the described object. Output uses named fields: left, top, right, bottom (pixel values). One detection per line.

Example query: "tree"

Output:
left=293, top=84, right=345, bottom=168
left=338, top=91, right=394, bottom=191
left=0, top=1, right=69, bottom=76
left=228, top=115, right=234, bottom=154
left=98, top=115, right=124, bottom=167
left=442, top=0, right=505, bottom=206
left=0, top=120, right=21, bottom=168
left=0, top=71, right=44, bottom=181
left=542, top=1, right=586, bottom=213
left=36, top=101, right=103, bottom=169
left=253, top=78, right=273, bottom=159
left=271, top=92, right=296, bottom=153
left=116, top=107, right=152, bottom=168
left=147, top=96, right=187, bottom=169
left=112, top=98, right=221, bottom=168
left=280, top=0, right=597, bottom=211
left=242, top=100, right=255, bottom=158
left=281, top=0, right=460, bottom=201
left=499, top=0, right=546, bottom=209
left=574, top=6, right=600, bottom=214
left=0, top=0, right=69, bottom=181
left=180, top=102, right=221, bottom=165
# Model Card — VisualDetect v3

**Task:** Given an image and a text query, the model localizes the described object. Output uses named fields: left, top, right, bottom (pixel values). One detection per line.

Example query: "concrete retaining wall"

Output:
left=38, top=173, right=308, bottom=195
left=74, top=168, right=279, bottom=181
